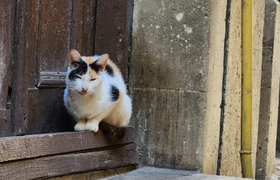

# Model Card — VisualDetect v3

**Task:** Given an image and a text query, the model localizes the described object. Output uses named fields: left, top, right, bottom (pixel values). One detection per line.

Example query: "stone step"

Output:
left=101, top=167, right=251, bottom=180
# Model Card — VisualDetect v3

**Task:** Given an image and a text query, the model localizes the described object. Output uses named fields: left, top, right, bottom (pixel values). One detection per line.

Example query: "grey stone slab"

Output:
left=131, top=0, right=227, bottom=173
left=131, top=0, right=211, bottom=91
left=131, top=89, right=207, bottom=170
left=101, top=167, right=251, bottom=180
left=256, top=0, right=280, bottom=179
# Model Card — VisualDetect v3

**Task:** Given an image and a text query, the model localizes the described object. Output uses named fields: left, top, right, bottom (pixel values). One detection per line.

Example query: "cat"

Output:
left=63, top=49, right=132, bottom=140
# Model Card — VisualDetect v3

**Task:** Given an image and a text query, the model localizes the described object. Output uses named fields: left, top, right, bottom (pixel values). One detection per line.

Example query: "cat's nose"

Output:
left=82, top=87, right=88, bottom=92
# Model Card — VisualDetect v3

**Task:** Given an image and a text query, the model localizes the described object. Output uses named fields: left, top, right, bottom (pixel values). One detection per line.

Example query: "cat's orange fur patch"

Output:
left=83, top=56, right=122, bottom=77
left=84, top=57, right=97, bottom=79
left=84, top=56, right=94, bottom=64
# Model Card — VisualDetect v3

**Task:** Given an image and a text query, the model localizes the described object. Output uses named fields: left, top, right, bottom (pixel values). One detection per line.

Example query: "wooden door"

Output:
left=0, top=0, right=132, bottom=137
left=0, top=1, right=15, bottom=136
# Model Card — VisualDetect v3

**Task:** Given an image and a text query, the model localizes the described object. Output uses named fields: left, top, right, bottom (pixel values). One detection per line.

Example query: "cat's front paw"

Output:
left=85, top=122, right=99, bottom=132
left=74, top=122, right=86, bottom=131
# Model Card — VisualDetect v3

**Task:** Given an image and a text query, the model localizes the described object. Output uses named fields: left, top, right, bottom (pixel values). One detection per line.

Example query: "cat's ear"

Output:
left=96, top=54, right=109, bottom=70
left=69, top=49, right=81, bottom=66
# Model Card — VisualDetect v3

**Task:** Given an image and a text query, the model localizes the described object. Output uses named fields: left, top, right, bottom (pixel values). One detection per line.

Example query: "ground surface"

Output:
left=271, top=152, right=280, bottom=180
left=99, top=153, right=280, bottom=180
left=101, top=167, right=250, bottom=180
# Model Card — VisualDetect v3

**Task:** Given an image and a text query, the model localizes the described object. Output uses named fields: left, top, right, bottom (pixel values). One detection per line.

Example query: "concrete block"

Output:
left=253, top=0, right=265, bottom=177
left=201, top=1, right=227, bottom=174
left=132, top=88, right=206, bottom=169
left=219, top=0, right=265, bottom=177
left=219, top=0, right=242, bottom=177
left=176, top=91, right=207, bottom=169
left=131, top=0, right=211, bottom=92
left=131, top=0, right=280, bottom=179
left=132, top=88, right=178, bottom=168
left=131, top=0, right=227, bottom=173
left=256, top=0, right=280, bottom=179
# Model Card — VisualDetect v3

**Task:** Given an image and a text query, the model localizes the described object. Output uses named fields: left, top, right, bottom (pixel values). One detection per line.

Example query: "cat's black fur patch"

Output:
left=105, top=64, right=114, bottom=76
left=89, top=60, right=102, bottom=73
left=69, top=60, right=88, bottom=80
left=110, top=85, right=119, bottom=102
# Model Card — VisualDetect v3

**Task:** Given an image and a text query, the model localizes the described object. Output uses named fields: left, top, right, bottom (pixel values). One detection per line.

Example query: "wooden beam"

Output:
left=49, top=166, right=136, bottom=180
left=37, top=71, right=66, bottom=88
left=0, top=127, right=134, bottom=162
left=0, top=144, right=138, bottom=180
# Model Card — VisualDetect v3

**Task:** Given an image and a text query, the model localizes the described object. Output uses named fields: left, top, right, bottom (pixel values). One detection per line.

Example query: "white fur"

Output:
left=63, top=56, right=132, bottom=132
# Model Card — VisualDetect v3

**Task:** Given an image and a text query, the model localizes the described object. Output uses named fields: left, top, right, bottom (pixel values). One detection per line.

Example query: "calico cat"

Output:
left=63, top=49, right=132, bottom=139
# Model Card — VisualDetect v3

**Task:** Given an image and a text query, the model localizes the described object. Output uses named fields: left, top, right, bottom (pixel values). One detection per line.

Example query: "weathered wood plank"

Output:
left=37, top=71, right=67, bottom=88
left=0, top=109, right=12, bottom=137
left=0, top=0, right=15, bottom=109
left=0, top=127, right=134, bottom=162
left=10, top=0, right=131, bottom=136
left=37, top=0, right=71, bottom=72
left=12, top=0, right=72, bottom=135
left=23, top=0, right=41, bottom=87
left=0, top=0, right=15, bottom=136
left=25, top=88, right=75, bottom=134
left=71, top=0, right=97, bottom=55
left=94, top=0, right=133, bottom=82
left=11, top=0, right=40, bottom=136
left=49, top=166, right=136, bottom=180
left=24, top=0, right=71, bottom=134
left=0, top=143, right=137, bottom=180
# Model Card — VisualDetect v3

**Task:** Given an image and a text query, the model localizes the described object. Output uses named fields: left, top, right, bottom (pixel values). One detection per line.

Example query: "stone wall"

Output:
left=218, top=0, right=242, bottom=176
left=252, top=0, right=265, bottom=177
left=256, top=1, right=280, bottom=179
left=130, top=0, right=280, bottom=179
left=130, top=0, right=226, bottom=170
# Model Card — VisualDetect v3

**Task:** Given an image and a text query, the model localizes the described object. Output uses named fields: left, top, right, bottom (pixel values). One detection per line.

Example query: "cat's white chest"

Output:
left=66, top=92, right=103, bottom=119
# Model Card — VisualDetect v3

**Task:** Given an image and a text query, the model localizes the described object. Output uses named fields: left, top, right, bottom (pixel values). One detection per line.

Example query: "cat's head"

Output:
left=65, top=49, right=109, bottom=95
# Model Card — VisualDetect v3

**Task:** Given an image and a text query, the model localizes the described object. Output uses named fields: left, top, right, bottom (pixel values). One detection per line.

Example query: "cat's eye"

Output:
left=75, top=75, right=81, bottom=79
left=90, top=78, right=96, bottom=81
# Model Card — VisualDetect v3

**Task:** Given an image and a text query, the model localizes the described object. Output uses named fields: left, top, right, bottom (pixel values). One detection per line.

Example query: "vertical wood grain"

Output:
left=94, top=0, right=133, bottom=82
left=10, top=0, right=40, bottom=136
left=71, top=0, right=97, bottom=55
